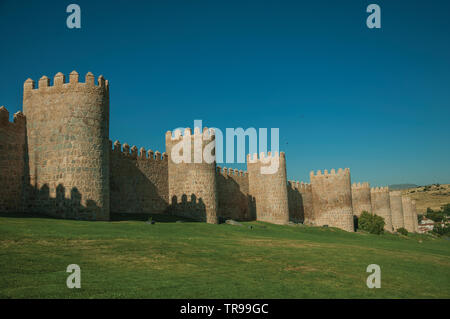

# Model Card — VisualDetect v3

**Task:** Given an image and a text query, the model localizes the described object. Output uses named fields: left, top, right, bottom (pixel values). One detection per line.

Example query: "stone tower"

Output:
left=402, top=196, right=415, bottom=232
left=310, top=168, right=354, bottom=232
left=370, top=187, right=392, bottom=231
left=247, top=152, right=289, bottom=225
left=22, top=71, right=110, bottom=220
left=389, top=191, right=404, bottom=230
left=165, top=127, right=218, bottom=224
left=412, top=200, right=419, bottom=232
left=351, top=182, right=372, bottom=216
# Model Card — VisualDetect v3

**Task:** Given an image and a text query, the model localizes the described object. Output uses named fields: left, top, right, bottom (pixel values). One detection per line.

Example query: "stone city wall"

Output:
left=0, top=107, right=27, bottom=212
left=109, top=141, right=169, bottom=215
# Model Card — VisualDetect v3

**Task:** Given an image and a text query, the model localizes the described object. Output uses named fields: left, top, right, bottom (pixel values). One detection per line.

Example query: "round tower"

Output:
left=389, top=191, right=404, bottom=230
left=370, top=187, right=393, bottom=231
left=165, top=127, right=218, bottom=224
left=412, top=200, right=419, bottom=232
left=23, top=71, right=110, bottom=220
left=247, top=152, right=289, bottom=225
left=402, top=196, right=415, bottom=232
left=351, top=182, right=372, bottom=216
left=310, top=168, right=354, bottom=232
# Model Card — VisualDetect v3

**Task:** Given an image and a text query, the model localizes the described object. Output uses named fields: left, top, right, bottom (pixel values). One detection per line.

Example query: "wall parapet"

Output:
left=352, top=182, right=370, bottom=189
left=247, top=151, right=285, bottom=164
left=309, top=168, right=350, bottom=179
left=288, top=180, right=311, bottom=192
left=216, top=166, right=247, bottom=177
left=370, top=186, right=389, bottom=193
left=165, top=127, right=215, bottom=143
left=23, top=71, right=109, bottom=93
left=111, top=140, right=167, bottom=161
left=0, top=106, right=26, bottom=128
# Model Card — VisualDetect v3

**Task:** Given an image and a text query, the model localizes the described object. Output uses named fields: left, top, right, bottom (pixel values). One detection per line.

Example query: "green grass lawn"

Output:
left=0, top=214, right=449, bottom=298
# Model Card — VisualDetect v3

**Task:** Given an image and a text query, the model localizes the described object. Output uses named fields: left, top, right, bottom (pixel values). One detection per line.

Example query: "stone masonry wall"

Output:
left=22, top=71, right=110, bottom=220
left=351, top=182, right=372, bottom=216
left=287, top=181, right=303, bottom=222
left=389, top=191, right=404, bottom=230
left=370, top=187, right=393, bottom=231
left=310, top=168, right=354, bottom=232
left=402, top=196, right=415, bottom=232
left=165, top=128, right=218, bottom=223
left=247, top=152, right=289, bottom=225
left=412, top=200, right=419, bottom=232
left=216, top=167, right=254, bottom=221
left=109, top=141, right=169, bottom=215
left=287, top=181, right=313, bottom=224
left=0, top=107, right=27, bottom=212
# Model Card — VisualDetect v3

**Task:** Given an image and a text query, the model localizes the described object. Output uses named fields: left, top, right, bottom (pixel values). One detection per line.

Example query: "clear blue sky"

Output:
left=1, top=0, right=449, bottom=186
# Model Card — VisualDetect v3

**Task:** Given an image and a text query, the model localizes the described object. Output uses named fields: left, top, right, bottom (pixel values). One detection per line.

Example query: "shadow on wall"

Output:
left=28, top=183, right=102, bottom=220
left=0, top=183, right=102, bottom=220
left=248, top=195, right=257, bottom=221
left=216, top=173, right=256, bottom=221
left=0, top=182, right=201, bottom=223
left=169, top=194, right=208, bottom=222
left=353, top=215, right=359, bottom=232
left=109, top=151, right=168, bottom=215
left=287, top=186, right=305, bottom=223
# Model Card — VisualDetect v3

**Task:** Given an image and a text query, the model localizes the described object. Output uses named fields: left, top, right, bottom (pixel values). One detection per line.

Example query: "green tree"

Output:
left=358, top=211, right=385, bottom=235
left=417, top=214, right=424, bottom=223
left=425, top=204, right=449, bottom=222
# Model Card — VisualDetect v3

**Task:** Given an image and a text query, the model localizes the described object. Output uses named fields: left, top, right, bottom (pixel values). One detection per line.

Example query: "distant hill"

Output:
left=402, top=184, right=450, bottom=213
left=388, top=184, right=419, bottom=190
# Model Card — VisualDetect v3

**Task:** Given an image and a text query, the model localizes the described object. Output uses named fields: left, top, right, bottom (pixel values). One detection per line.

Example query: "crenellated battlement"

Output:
left=246, top=151, right=285, bottom=164
left=0, top=106, right=26, bottom=129
left=352, top=182, right=370, bottom=189
left=111, top=140, right=167, bottom=161
left=216, top=166, right=248, bottom=177
left=288, top=180, right=311, bottom=192
left=370, top=186, right=389, bottom=193
left=23, top=71, right=109, bottom=94
left=309, top=168, right=350, bottom=179
left=165, top=127, right=215, bottom=143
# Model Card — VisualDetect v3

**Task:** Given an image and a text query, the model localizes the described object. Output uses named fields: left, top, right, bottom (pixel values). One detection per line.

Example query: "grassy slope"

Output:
left=0, top=215, right=449, bottom=299
left=403, top=184, right=450, bottom=213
